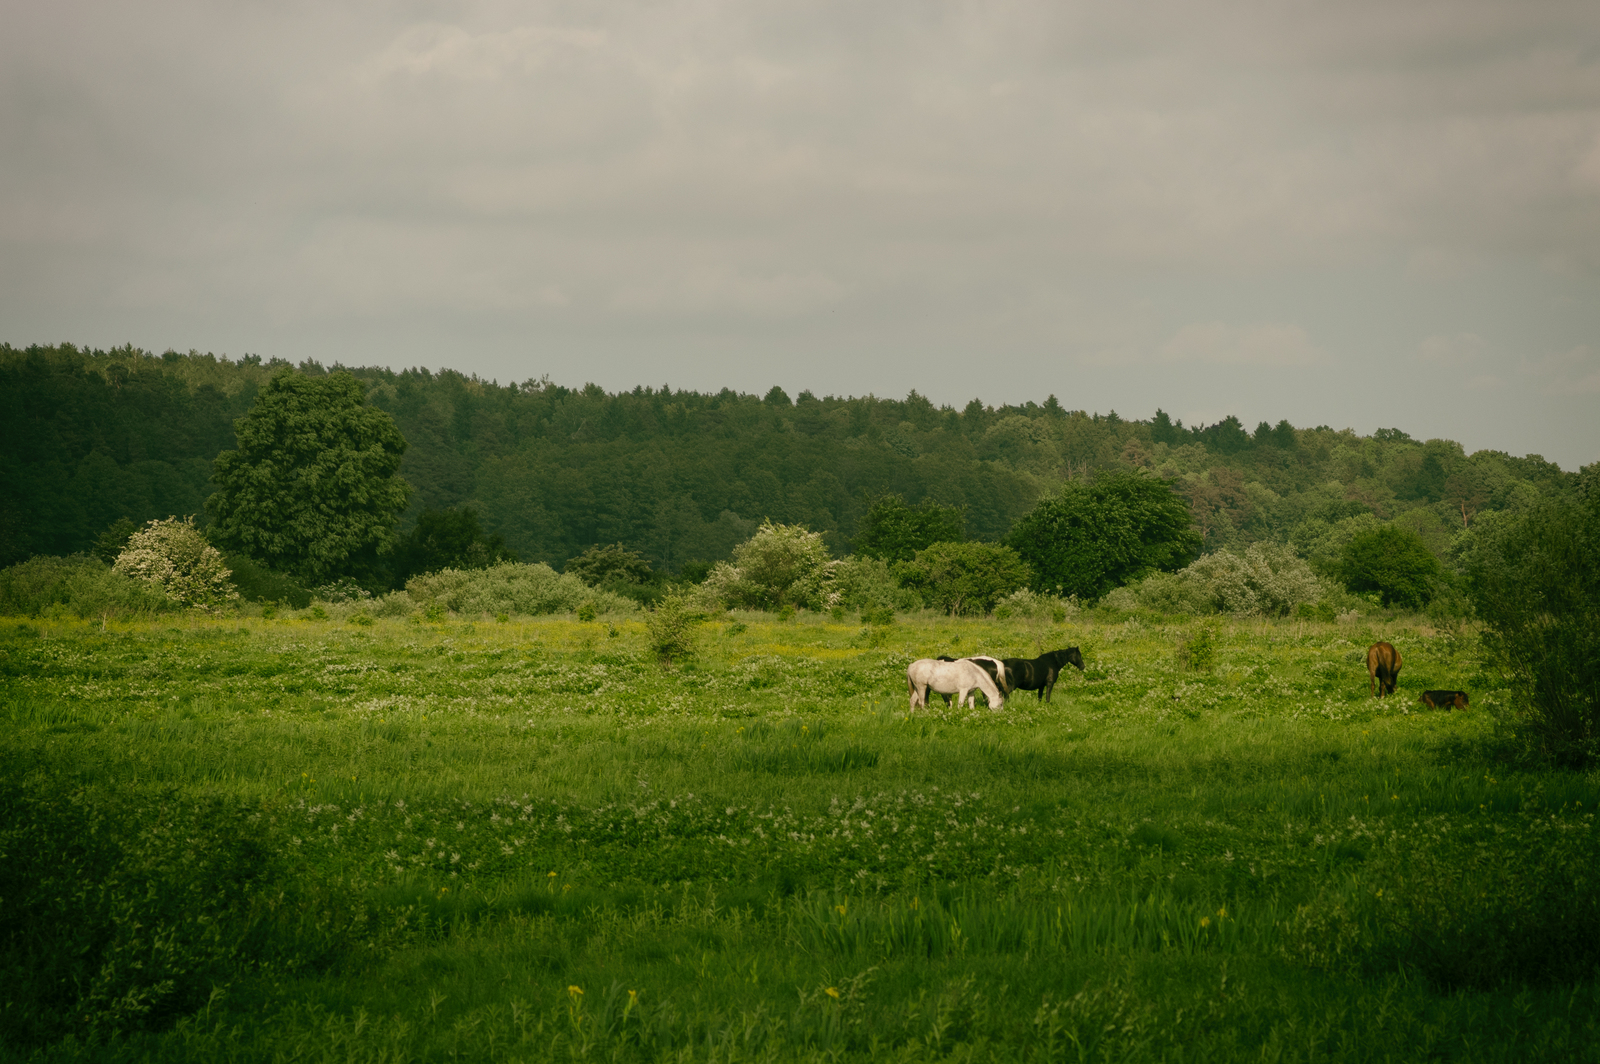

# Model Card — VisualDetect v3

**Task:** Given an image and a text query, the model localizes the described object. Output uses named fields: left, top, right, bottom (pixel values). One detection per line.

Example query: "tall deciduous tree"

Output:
left=1008, top=471, right=1200, bottom=600
left=206, top=371, right=410, bottom=583
left=853, top=494, right=966, bottom=563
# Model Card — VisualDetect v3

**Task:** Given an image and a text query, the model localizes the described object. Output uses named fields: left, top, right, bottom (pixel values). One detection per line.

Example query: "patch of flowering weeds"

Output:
left=288, top=789, right=1096, bottom=890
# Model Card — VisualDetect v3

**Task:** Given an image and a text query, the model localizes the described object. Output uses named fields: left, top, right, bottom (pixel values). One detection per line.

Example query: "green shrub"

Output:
left=645, top=593, right=701, bottom=665
left=1007, top=470, right=1200, bottom=599
left=852, top=494, right=966, bottom=563
left=223, top=553, right=312, bottom=608
left=1338, top=525, right=1441, bottom=609
left=894, top=541, right=1032, bottom=616
left=565, top=543, right=665, bottom=607
left=829, top=555, right=920, bottom=615
left=700, top=521, right=836, bottom=611
left=861, top=605, right=895, bottom=626
left=1176, top=623, right=1219, bottom=672
left=1177, top=543, right=1326, bottom=617
left=0, top=555, right=172, bottom=619
left=406, top=562, right=632, bottom=618
left=0, top=776, right=374, bottom=1047
left=370, top=591, right=417, bottom=618
left=992, top=587, right=1071, bottom=621
left=1468, top=489, right=1600, bottom=766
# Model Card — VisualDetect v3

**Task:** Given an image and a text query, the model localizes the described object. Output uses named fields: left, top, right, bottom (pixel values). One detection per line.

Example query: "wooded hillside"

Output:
left=0, top=343, right=1578, bottom=573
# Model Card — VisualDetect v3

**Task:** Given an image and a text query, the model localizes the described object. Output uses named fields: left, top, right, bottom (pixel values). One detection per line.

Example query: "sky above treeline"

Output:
left=5, top=1, right=1599, bottom=468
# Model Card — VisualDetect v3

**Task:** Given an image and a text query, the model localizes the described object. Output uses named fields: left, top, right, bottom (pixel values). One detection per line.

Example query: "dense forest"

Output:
left=0, top=342, right=1580, bottom=577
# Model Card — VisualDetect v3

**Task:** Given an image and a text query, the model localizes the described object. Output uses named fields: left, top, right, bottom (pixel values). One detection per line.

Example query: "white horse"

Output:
left=907, top=658, right=1004, bottom=712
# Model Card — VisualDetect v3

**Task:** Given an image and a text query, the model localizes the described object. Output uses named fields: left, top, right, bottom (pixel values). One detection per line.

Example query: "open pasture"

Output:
left=3, top=611, right=1598, bottom=1062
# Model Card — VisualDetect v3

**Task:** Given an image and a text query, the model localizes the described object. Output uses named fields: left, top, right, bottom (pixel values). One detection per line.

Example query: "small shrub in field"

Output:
left=701, top=521, right=836, bottom=611
left=407, top=562, right=632, bottom=618
left=861, top=605, right=895, bottom=626
left=311, top=577, right=372, bottom=604
left=577, top=600, right=598, bottom=622
left=1177, top=623, right=1219, bottom=672
left=646, top=593, right=701, bottom=664
left=993, top=587, right=1059, bottom=620
left=0, top=555, right=171, bottom=619
left=113, top=517, right=238, bottom=610
left=370, top=591, right=417, bottom=618
left=829, top=554, right=919, bottom=616
left=1128, top=544, right=1324, bottom=618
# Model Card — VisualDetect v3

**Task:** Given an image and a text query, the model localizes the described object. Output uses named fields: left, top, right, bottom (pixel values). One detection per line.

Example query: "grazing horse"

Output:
left=935, top=655, right=1009, bottom=705
left=1001, top=648, right=1086, bottom=703
left=907, top=658, right=1004, bottom=712
left=1367, top=642, right=1402, bottom=698
left=1420, top=690, right=1469, bottom=711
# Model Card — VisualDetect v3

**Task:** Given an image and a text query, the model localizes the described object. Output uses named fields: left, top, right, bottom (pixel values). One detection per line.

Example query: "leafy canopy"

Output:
left=1007, top=471, right=1200, bottom=599
left=206, top=371, right=410, bottom=584
left=565, top=543, right=656, bottom=588
left=894, top=541, right=1031, bottom=616
left=853, top=494, right=966, bottom=563
left=1337, top=526, right=1440, bottom=609
left=393, top=507, right=511, bottom=582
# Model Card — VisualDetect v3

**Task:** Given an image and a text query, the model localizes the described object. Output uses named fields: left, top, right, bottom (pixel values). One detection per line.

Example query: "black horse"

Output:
left=1001, top=648, right=1085, bottom=702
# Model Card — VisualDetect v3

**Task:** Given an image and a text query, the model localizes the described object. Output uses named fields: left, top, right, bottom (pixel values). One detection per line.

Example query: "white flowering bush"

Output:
left=697, top=521, right=837, bottom=611
left=1181, top=543, right=1326, bottom=617
left=1113, top=543, right=1327, bottom=617
left=1124, top=571, right=1209, bottom=614
left=406, top=562, right=633, bottom=617
left=113, top=517, right=238, bottom=610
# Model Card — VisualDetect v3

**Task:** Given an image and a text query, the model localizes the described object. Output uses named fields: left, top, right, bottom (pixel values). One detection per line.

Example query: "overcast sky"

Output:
left=5, top=1, right=1598, bottom=467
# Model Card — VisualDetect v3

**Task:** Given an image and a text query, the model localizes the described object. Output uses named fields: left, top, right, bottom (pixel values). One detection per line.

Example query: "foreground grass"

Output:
left=3, top=610, right=1597, bottom=1061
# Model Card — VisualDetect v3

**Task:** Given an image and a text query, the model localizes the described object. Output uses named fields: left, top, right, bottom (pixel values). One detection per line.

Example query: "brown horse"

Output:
left=1367, top=642, right=1402, bottom=697
left=1420, top=690, right=1469, bottom=711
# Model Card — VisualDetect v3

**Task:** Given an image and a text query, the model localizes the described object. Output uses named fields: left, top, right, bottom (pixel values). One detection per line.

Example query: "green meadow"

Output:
left=4, top=610, right=1598, bottom=1062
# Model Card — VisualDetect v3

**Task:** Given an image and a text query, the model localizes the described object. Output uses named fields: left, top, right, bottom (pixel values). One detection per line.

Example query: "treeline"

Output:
left=0, top=342, right=1581, bottom=576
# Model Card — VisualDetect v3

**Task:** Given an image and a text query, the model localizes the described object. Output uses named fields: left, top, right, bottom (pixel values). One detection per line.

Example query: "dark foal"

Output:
left=1000, top=648, right=1085, bottom=702
left=1420, top=690, right=1469, bottom=711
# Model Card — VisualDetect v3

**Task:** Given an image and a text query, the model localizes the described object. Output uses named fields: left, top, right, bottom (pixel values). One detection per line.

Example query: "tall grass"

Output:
left=2, top=610, right=1597, bottom=1061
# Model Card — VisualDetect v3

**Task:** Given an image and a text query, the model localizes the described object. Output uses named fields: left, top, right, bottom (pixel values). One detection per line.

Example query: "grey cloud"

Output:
left=3, top=0, right=1598, bottom=465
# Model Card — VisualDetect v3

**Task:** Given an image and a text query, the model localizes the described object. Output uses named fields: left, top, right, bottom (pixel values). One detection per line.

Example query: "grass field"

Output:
left=3, top=609, right=1598, bottom=1062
